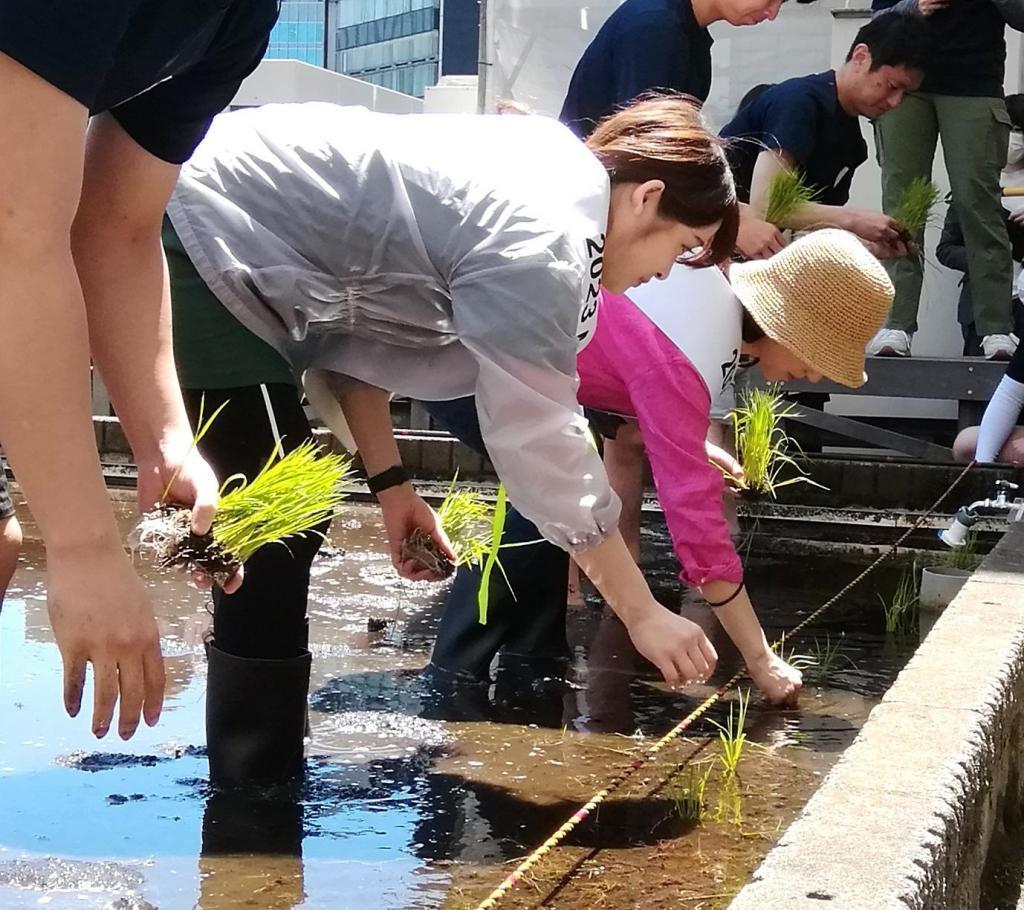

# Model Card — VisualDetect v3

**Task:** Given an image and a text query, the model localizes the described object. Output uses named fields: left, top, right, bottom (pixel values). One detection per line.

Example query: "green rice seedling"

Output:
left=671, top=761, right=713, bottom=822
left=806, top=633, right=857, bottom=683
left=477, top=484, right=509, bottom=624
left=715, top=774, right=744, bottom=827
left=943, top=530, right=981, bottom=571
left=893, top=177, right=941, bottom=239
left=774, top=631, right=818, bottom=673
left=730, top=386, right=828, bottom=499
left=710, top=690, right=750, bottom=779
left=763, top=168, right=817, bottom=227
left=136, top=437, right=351, bottom=585
left=401, top=475, right=495, bottom=578
left=880, top=566, right=919, bottom=636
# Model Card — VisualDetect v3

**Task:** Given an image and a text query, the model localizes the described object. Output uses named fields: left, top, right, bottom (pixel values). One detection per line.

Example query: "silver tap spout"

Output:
left=939, top=480, right=1020, bottom=548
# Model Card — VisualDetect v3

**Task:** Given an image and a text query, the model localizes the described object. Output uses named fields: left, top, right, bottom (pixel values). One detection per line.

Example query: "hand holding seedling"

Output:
left=381, top=485, right=456, bottom=581
left=735, top=215, right=786, bottom=260
left=840, top=208, right=901, bottom=245
left=136, top=437, right=243, bottom=593
left=706, top=441, right=744, bottom=485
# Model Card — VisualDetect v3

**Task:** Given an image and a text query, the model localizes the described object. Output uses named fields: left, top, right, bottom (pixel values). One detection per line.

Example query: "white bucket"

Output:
left=919, top=566, right=972, bottom=612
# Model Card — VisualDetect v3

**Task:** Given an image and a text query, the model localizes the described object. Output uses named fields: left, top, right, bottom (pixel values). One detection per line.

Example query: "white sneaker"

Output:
left=982, top=333, right=1018, bottom=360
left=866, top=328, right=912, bottom=357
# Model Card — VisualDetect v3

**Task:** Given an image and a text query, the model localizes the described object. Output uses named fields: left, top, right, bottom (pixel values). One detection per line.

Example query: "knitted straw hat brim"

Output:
left=729, top=229, right=894, bottom=389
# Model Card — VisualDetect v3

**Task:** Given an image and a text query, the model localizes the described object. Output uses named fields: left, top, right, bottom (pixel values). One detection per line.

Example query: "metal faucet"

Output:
left=940, top=479, right=1023, bottom=548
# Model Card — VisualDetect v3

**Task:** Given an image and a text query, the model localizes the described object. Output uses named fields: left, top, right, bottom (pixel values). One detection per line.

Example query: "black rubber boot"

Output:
left=429, top=506, right=571, bottom=681
left=206, top=642, right=312, bottom=790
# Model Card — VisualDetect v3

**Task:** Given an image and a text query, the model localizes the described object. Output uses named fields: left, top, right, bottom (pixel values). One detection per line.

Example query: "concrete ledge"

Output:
left=728, top=522, right=1024, bottom=910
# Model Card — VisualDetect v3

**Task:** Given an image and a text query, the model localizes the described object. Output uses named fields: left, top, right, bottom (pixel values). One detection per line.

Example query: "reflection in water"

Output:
left=0, top=504, right=917, bottom=909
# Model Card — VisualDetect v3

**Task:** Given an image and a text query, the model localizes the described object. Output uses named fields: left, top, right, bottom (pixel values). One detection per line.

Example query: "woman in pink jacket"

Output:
left=422, top=228, right=893, bottom=704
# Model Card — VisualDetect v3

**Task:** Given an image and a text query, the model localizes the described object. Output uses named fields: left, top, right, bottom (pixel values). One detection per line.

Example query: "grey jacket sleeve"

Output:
left=449, top=234, right=620, bottom=551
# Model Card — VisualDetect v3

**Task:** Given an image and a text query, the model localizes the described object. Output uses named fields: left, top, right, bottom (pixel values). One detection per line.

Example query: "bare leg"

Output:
left=0, top=514, right=22, bottom=609
left=603, top=423, right=646, bottom=562
left=953, top=425, right=1024, bottom=463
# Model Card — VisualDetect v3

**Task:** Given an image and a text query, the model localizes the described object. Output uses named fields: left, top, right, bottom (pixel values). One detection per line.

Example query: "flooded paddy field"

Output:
left=0, top=500, right=923, bottom=909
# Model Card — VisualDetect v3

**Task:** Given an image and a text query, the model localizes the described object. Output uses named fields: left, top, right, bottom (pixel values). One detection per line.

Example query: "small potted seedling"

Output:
left=763, top=169, right=817, bottom=228
left=133, top=401, right=351, bottom=584
left=727, top=386, right=827, bottom=500
left=892, top=177, right=941, bottom=261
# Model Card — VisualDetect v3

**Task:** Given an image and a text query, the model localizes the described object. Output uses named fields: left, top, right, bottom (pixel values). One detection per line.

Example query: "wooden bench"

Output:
left=742, top=355, right=1009, bottom=461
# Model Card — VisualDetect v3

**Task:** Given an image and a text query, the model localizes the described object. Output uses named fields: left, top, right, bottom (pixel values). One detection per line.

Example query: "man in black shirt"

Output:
left=0, top=2, right=277, bottom=745
left=560, top=0, right=787, bottom=261
left=721, top=13, right=929, bottom=258
left=868, top=0, right=1024, bottom=360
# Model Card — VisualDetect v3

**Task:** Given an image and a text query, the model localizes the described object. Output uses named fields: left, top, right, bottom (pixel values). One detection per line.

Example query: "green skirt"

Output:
left=164, top=218, right=296, bottom=391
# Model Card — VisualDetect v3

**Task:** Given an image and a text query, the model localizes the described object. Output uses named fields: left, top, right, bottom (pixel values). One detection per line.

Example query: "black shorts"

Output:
left=0, top=0, right=278, bottom=163
left=0, top=471, right=14, bottom=521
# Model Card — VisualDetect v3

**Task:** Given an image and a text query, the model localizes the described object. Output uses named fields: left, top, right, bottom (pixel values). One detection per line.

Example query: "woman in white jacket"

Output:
left=166, top=95, right=738, bottom=786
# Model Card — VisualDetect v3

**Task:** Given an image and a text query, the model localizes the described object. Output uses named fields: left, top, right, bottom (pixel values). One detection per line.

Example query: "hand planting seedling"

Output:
left=400, top=476, right=495, bottom=579
left=892, top=177, right=941, bottom=259
left=400, top=480, right=512, bottom=624
left=728, top=386, right=827, bottom=499
left=133, top=400, right=351, bottom=585
left=763, top=169, right=817, bottom=227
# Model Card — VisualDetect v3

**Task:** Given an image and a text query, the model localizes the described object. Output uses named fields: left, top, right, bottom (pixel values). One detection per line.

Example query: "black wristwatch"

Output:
left=367, top=465, right=410, bottom=496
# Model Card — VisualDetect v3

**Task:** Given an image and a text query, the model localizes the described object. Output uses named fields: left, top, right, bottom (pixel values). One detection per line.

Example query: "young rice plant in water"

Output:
left=710, top=689, right=750, bottom=778
left=763, top=169, right=817, bottom=226
left=943, top=530, right=981, bottom=571
left=672, top=761, right=713, bottom=822
left=881, top=566, right=919, bottom=636
left=730, top=386, right=826, bottom=498
left=135, top=416, right=350, bottom=585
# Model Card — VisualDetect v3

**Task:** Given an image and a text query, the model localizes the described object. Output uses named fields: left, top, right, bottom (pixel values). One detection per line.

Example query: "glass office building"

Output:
left=267, top=0, right=328, bottom=67
left=335, top=0, right=441, bottom=98
left=265, top=0, right=475, bottom=99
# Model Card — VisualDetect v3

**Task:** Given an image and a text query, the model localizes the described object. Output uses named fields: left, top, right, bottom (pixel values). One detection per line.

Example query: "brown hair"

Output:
left=586, top=93, right=739, bottom=266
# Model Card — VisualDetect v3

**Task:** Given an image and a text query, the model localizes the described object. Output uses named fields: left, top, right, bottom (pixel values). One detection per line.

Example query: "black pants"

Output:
left=423, top=398, right=571, bottom=679
left=183, top=385, right=325, bottom=660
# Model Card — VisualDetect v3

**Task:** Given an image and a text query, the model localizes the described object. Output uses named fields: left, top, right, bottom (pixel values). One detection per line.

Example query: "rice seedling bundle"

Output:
left=401, top=478, right=496, bottom=579
left=134, top=439, right=351, bottom=584
left=763, top=169, right=816, bottom=226
left=729, top=386, right=826, bottom=498
left=893, top=177, right=941, bottom=240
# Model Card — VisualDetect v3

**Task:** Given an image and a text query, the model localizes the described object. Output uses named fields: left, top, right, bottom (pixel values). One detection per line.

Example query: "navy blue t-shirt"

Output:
left=0, top=0, right=279, bottom=164
left=720, top=71, right=868, bottom=206
left=560, top=0, right=713, bottom=139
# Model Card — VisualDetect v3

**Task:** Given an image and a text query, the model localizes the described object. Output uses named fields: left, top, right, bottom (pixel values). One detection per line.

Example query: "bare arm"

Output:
left=0, top=55, right=163, bottom=739
left=335, top=384, right=453, bottom=580
left=750, top=149, right=900, bottom=244
left=72, top=114, right=223, bottom=538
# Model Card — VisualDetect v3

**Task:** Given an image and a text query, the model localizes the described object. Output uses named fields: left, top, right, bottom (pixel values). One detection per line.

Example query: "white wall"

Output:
left=233, top=58, right=423, bottom=113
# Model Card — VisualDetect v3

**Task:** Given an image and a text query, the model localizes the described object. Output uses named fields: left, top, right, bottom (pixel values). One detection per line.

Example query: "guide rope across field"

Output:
left=472, top=462, right=977, bottom=910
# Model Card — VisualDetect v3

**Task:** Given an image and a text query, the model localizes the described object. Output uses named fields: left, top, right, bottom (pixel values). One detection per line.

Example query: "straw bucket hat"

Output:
left=729, top=229, right=894, bottom=388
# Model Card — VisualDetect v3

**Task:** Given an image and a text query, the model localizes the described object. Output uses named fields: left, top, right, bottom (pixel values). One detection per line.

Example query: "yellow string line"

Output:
left=473, top=461, right=976, bottom=910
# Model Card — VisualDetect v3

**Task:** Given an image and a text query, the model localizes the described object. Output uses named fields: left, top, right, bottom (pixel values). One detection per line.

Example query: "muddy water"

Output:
left=0, top=501, right=914, bottom=910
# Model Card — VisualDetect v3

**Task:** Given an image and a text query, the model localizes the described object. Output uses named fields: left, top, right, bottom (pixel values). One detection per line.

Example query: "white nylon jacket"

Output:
left=168, top=102, right=619, bottom=550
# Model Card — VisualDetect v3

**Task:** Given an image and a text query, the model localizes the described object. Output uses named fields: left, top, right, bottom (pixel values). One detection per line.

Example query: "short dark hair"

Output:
left=846, top=12, right=932, bottom=73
